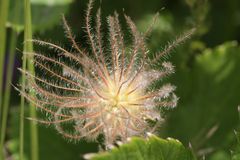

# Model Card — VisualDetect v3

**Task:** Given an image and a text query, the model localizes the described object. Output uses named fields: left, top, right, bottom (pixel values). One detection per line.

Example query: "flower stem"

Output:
left=0, top=0, right=10, bottom=127
left=0, top=23, right=18, bottom=160
left=20, top=0, right=39, bottom=160
left=0, top=0, right=12, bottom=158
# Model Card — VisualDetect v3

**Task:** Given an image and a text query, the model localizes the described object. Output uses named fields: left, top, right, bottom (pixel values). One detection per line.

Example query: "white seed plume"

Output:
left=18, top=0, right=194, bottom=146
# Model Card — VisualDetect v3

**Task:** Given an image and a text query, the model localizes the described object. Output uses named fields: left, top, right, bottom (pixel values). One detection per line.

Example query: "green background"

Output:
left=1, top=0, right=240, bottom=159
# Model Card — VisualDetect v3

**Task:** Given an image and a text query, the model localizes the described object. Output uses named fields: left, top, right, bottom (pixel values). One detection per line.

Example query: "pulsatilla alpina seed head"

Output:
left=18, top=0, right=194, bottom=146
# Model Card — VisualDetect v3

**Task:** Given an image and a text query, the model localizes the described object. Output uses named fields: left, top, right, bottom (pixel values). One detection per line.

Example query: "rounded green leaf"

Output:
left=91, top=135, right=196, bottom=160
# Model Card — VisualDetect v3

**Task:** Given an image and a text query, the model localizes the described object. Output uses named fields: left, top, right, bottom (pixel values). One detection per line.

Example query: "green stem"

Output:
left=29, top=105, right=39, bottom=160
left=0, top=0, right=21, bottom=158
left=19, top=49, right=27, bottom=160
left=0, top=0, right=12, bottom=158
left=0, top=0, right=10, bottom=126
left=24, top=0, right=39, bottom=160
left=0, top=29, right=18, bottom=160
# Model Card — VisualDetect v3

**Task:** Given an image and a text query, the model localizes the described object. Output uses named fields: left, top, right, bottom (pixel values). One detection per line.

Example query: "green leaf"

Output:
left=91, top=135, right=196, bottom=160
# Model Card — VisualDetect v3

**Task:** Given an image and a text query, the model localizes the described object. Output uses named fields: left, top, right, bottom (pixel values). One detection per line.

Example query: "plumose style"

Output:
left=17, top=0, right=194, bottom=146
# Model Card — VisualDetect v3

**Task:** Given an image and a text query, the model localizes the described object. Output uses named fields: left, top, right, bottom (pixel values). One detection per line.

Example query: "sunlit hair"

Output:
left=16, top=0, right=194, bottom=146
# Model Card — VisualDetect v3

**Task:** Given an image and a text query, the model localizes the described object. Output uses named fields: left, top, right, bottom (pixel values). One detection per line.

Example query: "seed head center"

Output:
left=101, top=78, right=140, bottom=109
left=108, top=87, right=126, bottom=107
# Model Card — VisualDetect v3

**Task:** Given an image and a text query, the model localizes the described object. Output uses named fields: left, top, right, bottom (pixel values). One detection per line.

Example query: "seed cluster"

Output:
left=18, top=0, right=194, bottom=146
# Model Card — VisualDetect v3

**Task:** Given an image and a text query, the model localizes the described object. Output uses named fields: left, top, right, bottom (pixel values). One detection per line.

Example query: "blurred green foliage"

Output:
left=164, top=41, right=240, bottom=159
left=7, top=0, right=72, bottom=32
left=3, top=0, right=240, bottom=159
left=8, top=108, right=98, bottom=160
left=231, top=131, right=240, bottom=160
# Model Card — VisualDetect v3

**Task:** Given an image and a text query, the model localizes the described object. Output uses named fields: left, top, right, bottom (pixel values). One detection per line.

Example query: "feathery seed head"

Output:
left=19, top=0, right=194, bottom=146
